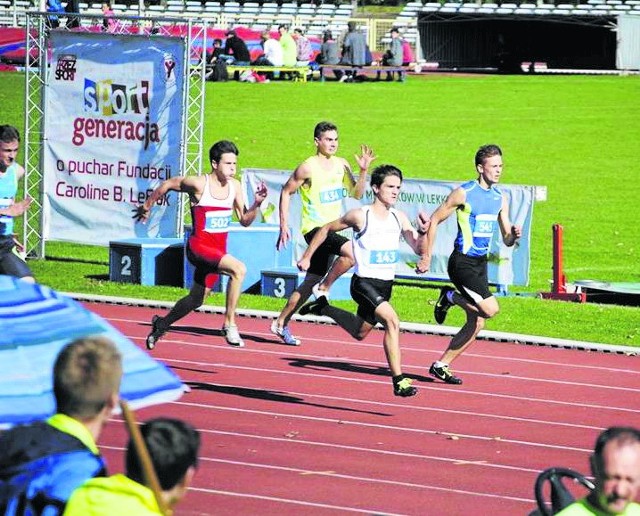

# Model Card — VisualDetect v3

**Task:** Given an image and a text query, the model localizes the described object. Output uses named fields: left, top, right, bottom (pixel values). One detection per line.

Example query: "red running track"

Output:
left=86, top=300, right=640, bottom=516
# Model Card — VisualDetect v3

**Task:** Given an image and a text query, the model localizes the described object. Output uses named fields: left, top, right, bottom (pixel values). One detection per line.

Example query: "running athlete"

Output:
left=416, top=144, right=521, bottom=385
left=271, top=121, right=375, bottom=346
left=133, top=140, right=267, bottom=349
left=297, top=165, right=429, bottom=397
left=0, top=125, right=34, bottom=283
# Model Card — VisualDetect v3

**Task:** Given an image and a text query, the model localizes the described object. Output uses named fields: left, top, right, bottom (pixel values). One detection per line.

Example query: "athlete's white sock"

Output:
left=434, top=361, right=448, bottom=368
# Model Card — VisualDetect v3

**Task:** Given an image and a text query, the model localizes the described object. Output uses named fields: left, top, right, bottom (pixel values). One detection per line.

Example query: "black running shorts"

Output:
left=303, top=228, right=349, bottom=277
left=447, top=249, right=492, bottom=305
left=350, top=274, right=393, bottom=326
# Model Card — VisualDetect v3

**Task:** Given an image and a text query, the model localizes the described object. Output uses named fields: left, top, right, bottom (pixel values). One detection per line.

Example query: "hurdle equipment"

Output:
left=539, top=224, right=586, bottom=302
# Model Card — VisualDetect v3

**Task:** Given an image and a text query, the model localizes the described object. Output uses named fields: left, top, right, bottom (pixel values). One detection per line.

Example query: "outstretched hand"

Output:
left=416, top=211, right=430, bottom=234
left=5, top=197, right=32, bottom=217
left=276, top=226, right=290, bottom=250
left=132, top=204, right=150, bottom=223
left=354, top=144, right=376, bottom=172
left=415, top=255, right=431, bottom=274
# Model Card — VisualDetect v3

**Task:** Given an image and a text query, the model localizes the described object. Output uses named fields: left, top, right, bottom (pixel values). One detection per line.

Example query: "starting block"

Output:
left=109, top=238, right=184, bottom=286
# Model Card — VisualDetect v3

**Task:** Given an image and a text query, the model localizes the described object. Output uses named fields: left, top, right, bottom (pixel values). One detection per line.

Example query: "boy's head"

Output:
left=53, top=336, right=122, bottom=420
left=127, top=418, right=201, bottom=506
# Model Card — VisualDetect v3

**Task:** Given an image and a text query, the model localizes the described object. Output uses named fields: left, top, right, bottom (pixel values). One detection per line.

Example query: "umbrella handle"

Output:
left=120, top=400, right=172, bottom=516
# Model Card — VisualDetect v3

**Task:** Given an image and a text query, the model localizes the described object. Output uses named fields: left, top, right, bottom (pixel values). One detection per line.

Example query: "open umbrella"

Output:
left=0, top=275, right=184, bottom=428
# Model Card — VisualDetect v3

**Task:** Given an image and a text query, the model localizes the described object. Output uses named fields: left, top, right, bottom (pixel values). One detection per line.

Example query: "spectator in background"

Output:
left=208, top=38, right=224, bottom=64
left=317, top=30, right=339, bottom=65
left=340, top=21, right=366, bottom=82
left=0, top=125, right=35, bottom=283
left=260, top=30, right=283, bottom=67
left=223, top=29, right=250, bottom=66
left=402, top=37, right=414, bottom=66
left=382, top=27, right=404, bottom=81
left=65, top=418, right=201, bottom=515
left=0, top=336, right=122, bottom=515
left=46, top=0, right=65, bottom=29
left=102, top=1, right=116, bottom=32
left=278, top=25, right=297, bottom=67
left=293, top=28, right=312, bottom=67
left=65, top=0, right=80, bottom=29
left=556, top=427, right=640, bottom=516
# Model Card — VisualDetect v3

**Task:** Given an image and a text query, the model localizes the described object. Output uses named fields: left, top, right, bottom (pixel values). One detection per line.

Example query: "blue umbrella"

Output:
left=0, top=275, right=184, bottom=428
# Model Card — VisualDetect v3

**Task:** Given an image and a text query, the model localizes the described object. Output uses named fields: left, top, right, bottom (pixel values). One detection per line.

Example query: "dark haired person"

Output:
left=134, top=140, right=267, bottom=348
left=0, top=125, right=34, bottom=283
left=65, top=418, right=201, bottom=515
left=417, top=144, right=521, bottom=385
left=297, top=165, right=429, bottom=397
left=271, top=121, right=375, bottom=346
left=556, top=427, right=640, bottom=516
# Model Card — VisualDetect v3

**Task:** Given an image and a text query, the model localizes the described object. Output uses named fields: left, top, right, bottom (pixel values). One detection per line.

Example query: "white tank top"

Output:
left=352, top=205, right=402, bottom=281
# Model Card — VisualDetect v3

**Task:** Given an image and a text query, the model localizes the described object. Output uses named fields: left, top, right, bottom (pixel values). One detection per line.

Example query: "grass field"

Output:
left=1, top=71, right=639, bottom=346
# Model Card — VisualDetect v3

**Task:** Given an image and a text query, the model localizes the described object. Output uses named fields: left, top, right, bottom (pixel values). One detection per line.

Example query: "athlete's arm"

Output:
left=132, top=175, right=199, bottom=222
left=0, top=197, right=32, bottom=217
left=416, top=187, right=465, bottom=274
left=498, top=194, right=521, bottom=247
left=345, top=145, right=376, bottom=200
left=236, top=179, right=267, bottom=227
left=277, top=162, right=310, bottom=250
left=399, top=210, right=429, bottom=255
left=297, top=208, right=361, bottom=272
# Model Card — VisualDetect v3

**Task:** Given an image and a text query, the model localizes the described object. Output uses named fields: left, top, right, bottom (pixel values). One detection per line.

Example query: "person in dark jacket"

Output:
left=223, top=29, right=250, bottom=65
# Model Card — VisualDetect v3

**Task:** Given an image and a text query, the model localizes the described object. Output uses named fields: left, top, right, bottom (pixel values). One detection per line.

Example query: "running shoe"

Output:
left=429, top=362, right=463, bottom=385
left=222, top=325, right=245, bottom=347
left=270, top=321, right=301, bottom=346
left=393, top=378, right=418, bottom=397
left=434, top=286, right=455, bottom=324
left=146, top=315, right=166, bottom=350
left=299, top=295, right=328, bottom=316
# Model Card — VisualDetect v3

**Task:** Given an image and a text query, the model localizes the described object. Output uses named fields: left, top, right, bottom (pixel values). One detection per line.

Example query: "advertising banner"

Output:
left=43, top=31, right=185, bottom=244
left=243, top=168, right=534, bottom=286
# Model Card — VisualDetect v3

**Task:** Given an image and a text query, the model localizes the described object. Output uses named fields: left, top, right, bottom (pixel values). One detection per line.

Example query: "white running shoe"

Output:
left=222, top=325, right=245, bottom=347
left=270, top=321, right=301, bottom=346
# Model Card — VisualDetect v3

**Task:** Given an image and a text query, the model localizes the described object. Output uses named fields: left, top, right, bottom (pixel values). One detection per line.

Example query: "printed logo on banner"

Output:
left=74, top=78, right=159, bottom=149
left=55, top=54, right=77, bottom=81
left=163, top=53, right=177, bottom=84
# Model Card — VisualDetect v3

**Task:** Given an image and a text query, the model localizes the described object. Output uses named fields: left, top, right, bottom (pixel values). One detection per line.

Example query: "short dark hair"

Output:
left=209, top=140, right=239, bottom=164
left=0, top=125, right=20, bottom=144
left=126, top=418, right=201, bottom=491
left=475, top=144, right=502, bottom=167
left=313, top=121, right=337, bottom=140
left=370, top=164, right=402, bottom=188
left=278, top=24, right=288, bottom=31
left=594, top=426, right=640, bottom=459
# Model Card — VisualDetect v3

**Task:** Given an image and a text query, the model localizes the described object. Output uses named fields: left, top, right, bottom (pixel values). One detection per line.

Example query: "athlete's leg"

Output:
left=160, top=282, right=210, bottom=330
left=275, top=272, right=322, bottom=328
left=314, top=240, right=354, bottom=296
left=374, top=301, right=403, bottom=377
left=216, top=254, right=246, bottom=328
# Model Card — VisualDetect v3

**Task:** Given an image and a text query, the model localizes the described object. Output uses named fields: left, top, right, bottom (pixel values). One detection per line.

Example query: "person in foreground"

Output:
left=270, top=121, right=375, bottom=346
left=297, top=165, right=429, bottom=397
left=556, top=426, right=640, bottom=516
left=64, top=418, right=201, bottom=515
left=134, top=140, right=267, bottom=349
left=416, top=144, right=521, bottom=385
left=0, top=124, right=35, bottom=283
left=0, top=336, right=122, bottom=515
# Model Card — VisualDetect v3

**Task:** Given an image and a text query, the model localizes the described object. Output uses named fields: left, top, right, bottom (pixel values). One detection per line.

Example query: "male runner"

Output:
left=134, top=140, right=267, bottom=348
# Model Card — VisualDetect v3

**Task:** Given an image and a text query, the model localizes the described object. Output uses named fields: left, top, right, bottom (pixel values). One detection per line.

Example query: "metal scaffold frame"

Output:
left=22, top=12, right=207, bottom=258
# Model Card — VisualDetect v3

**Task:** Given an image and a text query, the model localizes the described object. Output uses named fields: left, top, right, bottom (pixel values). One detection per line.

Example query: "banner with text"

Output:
left=242, top=169, right=534, bottom=286
left=43, top=31, right=185, bottom=244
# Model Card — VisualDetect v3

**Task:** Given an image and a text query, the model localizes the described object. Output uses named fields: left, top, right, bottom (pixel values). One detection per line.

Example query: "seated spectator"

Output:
left=340, top=21, right=366, bottom=83
left=278, top=25, right=297, bottom=68
left=382, top=28, right=404, bottom=81
left=0, top=336, right=122, bottom=516
left=293, top=28, right=312, bottom=67
left=101, top=1, right=116, bottom=32
left=402, top=38, right=414, bottom=66
left=556, top=426, right=640, bottom=516
left=208, top=38, right=224, bottom=64
left=64, top=418, right=201, bottom=515
left=46, top=0, right=65, bottom=29
left=222, top=29, right=250, bottom=66
left=317, top=30, right=339, bottom=65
